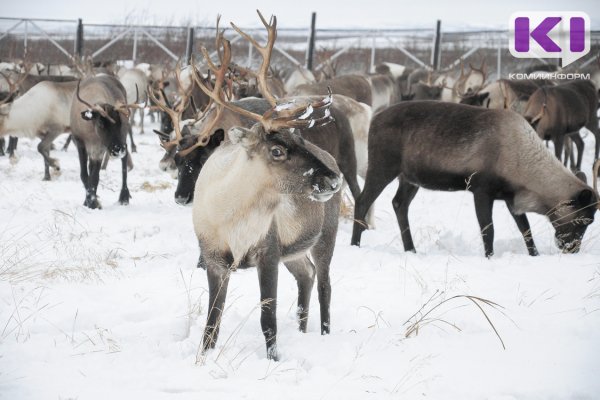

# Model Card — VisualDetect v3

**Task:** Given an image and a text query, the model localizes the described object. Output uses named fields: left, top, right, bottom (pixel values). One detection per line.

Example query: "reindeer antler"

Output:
left=469, top=58, right=489, bottom=87
left=0, top=70, right=27, bottom=105
left=230, top=10, right=278, bottom=106
left=147, top=61, right=195, bottom=149
left=114, top=84, right=148, bottom=117
left=75, top=79, right=117, bottom=123
left=180, top=13, right=333, bottom=156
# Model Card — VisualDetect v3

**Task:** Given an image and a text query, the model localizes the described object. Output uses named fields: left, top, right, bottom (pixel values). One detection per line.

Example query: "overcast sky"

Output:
left=2, top=0, right=600, bottom=29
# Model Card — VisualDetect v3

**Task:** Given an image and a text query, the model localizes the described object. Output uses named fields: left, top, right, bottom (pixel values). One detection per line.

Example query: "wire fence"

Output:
left=1, top=17, right=599, bottom=78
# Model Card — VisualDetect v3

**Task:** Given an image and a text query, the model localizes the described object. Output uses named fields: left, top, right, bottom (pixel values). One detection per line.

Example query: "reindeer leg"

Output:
left=128, top=121, right=137, bottom=153
left=74, top=137, right=89, bottom=189
left=0, top=138, right=4, bottom=156
left=562, top=137, right=573, bottom=168
left=311, top=192, right=340, bottom=336
left=284, top=258, right=315, bottom=333
left=392, top=179, right=420, bottom=253
left=351, top=169, right=398, bottom=246
left=585, top=119, right=600, bottom=161
left=62, top=134, right=72, bottom=151
left=257, top=228, right=281, bottom=360
left=506, top=201, right=538, bottom=256
left=473, top=191, right=495, bottom=258
left=7, top=136, right=18, bottom=160
left=139, top=108, right=145, bottom=134
left=119, top=150, right=131, bottom=205
left=85, top=158, right=102, bottom=209
left=202, top=254, right=231, bottom=352
left=569, top=132, right=584, bottom=171
left=37, top=131, right=61, bottom=181
left=553, top=136, right=564, bottom=164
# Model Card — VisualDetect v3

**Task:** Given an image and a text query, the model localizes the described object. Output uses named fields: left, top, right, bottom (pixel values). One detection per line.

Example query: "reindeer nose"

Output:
left=324, top=173, right=343, bottom=193
left=175, top=195, right=191, bottom=205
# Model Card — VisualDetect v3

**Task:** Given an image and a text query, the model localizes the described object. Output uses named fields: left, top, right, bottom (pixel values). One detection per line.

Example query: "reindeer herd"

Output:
left=1, top=11, right=599, bottom=360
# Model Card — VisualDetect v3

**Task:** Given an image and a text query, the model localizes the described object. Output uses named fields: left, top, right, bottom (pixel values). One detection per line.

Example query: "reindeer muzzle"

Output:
left=109, top=145, right=127, bottom=159
left=309, top=173, right=343, bottom=202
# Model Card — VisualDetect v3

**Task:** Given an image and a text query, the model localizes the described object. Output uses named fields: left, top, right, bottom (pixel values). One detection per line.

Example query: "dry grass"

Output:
left=138, top=181, right=172, bottom=193
left=404, top=289, right=507, bottom=349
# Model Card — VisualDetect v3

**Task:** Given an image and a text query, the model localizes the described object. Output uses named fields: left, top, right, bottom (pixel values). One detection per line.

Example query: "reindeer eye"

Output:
left=270, top=146, right=286, bottom=160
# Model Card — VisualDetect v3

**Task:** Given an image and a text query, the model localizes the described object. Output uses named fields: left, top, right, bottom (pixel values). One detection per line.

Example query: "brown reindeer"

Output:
left=351, top=101, right=599, bottom=257
left=523, top=80, right=599, bottom=170
left=70, top=76, right=143, bottom=208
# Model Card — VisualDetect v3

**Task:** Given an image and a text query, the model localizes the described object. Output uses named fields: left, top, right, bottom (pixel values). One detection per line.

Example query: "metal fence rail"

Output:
left=1, top=17, right=599, bottom=77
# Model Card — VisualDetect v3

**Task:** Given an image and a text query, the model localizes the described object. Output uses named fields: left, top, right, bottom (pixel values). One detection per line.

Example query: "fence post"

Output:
left=431, top=19, right=441, bottom=70
left=306, top=12, right=317, bottom=71
left=75, top=18, right=84, bottom=60
left=370, top=35, right=376, bottom=73
left=496, top=46, right=501, bottom=79
left=23, top=20, right=28, bottom=58
left=185, top=26, right=194, bottom=65
left=132, top=28, right=138, bottom=64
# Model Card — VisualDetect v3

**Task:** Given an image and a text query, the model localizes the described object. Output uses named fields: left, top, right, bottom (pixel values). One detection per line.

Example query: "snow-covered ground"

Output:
left=1, top=120, right=599, bottom=400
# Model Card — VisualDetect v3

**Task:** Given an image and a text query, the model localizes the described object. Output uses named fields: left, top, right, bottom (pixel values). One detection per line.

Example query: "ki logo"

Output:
left=509, top=12, right=590, bottom=67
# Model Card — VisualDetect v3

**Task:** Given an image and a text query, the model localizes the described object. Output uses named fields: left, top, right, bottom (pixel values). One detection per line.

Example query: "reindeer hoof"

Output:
left=84, top=195, right=101, bottom=209
left=119, top=189, right=131, bottom=205
left=266, top=345, right=279, bottom=361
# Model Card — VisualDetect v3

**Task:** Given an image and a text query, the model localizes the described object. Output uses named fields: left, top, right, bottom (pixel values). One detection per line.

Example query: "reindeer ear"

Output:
left=81, top=109, right=97, bottom=121
left=228, top=126, right=257, bottom=147
left=210, top=129, right=225, bottom=147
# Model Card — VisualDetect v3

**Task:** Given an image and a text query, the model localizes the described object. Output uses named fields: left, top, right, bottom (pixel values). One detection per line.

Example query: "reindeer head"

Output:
left=76, top=79, right=144, bottom=158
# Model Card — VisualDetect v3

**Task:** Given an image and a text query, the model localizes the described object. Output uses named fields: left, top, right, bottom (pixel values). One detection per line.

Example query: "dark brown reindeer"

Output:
left=523, top=80, right=600, bottom=171
left=351, top=101, right=599, bottom=257
left=191, top=13, right=342, bottom=361
left=70, top=75, right=142, bottom=209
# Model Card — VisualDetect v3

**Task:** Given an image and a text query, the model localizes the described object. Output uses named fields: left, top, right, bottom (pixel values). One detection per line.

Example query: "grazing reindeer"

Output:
left=70, top=76, right=142, bottom=209
left=351, top=101, right=599, bottom=257
left=191, top=13, right=342, bottom=361
left=0, top=79, right=77, bottom=180
left=523, top=80, right=600, bottom=170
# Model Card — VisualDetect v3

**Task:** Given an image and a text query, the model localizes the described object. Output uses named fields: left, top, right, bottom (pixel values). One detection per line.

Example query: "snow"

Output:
left=1, top=119, right=599, bottom=399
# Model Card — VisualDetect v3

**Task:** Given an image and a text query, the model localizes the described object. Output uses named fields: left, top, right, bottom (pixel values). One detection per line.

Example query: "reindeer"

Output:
left=185, top=12, right=342, bottom=361
left=0, top=79, right=78, bottom=180
left=152, top=64, right=210, bottom=174
left=351, top=101, right=599, bottom=257
left=523, top=80, right=599, bottom=171
left=155, top=93, right=359, bottom=208
left=117, top=67, right=149, bottom=151
left=431, top=59, right=488, bottom=103
left=459, top=78, right=553, bottom=113
left=0, top=72, right=78, bottom=158
left=281, top=65, right=316, bottom=94
left=70, top=75, right=142, bottom=209
left=291, top=74, right=373, bottom=106
left=366, top=74, right=397, bottom=113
